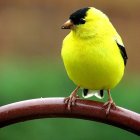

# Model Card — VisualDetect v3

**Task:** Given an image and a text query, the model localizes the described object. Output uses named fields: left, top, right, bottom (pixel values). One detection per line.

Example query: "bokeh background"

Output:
left=0, top=0, right=140, bottom=139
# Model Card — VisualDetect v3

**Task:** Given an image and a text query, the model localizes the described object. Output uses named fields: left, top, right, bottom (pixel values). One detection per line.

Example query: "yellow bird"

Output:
left=61, top=7, right=128, bottom=114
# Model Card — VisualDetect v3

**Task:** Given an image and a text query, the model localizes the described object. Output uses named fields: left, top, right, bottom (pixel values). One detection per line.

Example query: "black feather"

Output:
left=100, top=90, right=104, bottom=98
left=83, top=88, right=88, bottom=96
left=69, top=7, right=89, bottom=25
left=116, top=42, right=128, bottom=65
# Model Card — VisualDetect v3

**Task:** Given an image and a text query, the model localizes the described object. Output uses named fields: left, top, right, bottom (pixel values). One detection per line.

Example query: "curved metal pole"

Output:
left=0, top=97, right=140, bottom=135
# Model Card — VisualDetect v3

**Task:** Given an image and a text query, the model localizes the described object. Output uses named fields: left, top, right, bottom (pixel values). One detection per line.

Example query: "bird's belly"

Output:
left=62, top=44, right=124, bottom=90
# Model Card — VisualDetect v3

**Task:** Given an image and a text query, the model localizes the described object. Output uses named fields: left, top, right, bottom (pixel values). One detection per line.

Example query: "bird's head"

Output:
left=61, top=7, right=107, bottom=38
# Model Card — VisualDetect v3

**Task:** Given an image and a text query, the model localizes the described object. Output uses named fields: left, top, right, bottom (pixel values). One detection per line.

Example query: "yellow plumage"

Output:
left=61, top=7, right=125, bottom=90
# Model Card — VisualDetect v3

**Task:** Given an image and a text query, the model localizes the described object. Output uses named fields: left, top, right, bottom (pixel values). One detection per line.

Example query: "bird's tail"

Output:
left=82, top=89, right=104, bottom=99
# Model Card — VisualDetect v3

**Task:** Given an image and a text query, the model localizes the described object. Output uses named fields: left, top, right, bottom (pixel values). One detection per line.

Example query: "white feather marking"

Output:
left=94, top=92, right=103, bottom=99
left=82, top=90, right=104, bottom=99
left=114, top=36, right=124, bottom=47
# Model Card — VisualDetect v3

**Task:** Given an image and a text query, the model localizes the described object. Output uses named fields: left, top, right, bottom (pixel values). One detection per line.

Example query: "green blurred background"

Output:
left=0, top=0, right=140, bottom=139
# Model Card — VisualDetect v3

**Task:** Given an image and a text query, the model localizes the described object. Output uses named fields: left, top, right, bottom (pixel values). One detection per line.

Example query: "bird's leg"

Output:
left=103, top=89, right=116, bottom=115
left=64, top=86, right=80, bottom=110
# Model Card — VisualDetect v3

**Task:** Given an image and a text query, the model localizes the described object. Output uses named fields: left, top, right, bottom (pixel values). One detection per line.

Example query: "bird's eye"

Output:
left=79, top=18, right=86, bottom=24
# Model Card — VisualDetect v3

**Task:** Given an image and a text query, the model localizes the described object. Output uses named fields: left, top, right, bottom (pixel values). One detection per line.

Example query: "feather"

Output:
left=82, top=89, right=104, bottom=99
left=115, top=39, right=128, bottom=65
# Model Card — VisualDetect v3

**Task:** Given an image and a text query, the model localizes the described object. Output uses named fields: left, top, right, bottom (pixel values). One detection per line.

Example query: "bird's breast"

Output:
left=61, top=35, right=124, bottom=90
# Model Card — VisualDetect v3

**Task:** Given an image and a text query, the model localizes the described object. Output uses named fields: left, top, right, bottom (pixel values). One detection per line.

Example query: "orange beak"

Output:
left=61, top=20, right=74, bottom=29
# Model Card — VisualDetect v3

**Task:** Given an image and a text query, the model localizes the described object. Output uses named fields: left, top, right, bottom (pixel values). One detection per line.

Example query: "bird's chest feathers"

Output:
left=62, top=33, right=124, bottom=89
left=64, top=36, right=113, bottom=69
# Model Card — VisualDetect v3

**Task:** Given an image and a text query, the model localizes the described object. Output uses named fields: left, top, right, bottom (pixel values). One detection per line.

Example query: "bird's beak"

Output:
left=61, top=20, right=74, bottom=29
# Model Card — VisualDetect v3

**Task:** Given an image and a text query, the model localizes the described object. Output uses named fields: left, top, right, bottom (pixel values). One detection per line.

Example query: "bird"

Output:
left=61, top=7, right=128, bottom=114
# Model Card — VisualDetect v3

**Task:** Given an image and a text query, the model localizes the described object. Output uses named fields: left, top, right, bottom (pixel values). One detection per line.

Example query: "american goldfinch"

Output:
left=61, top=7, right=128, bottom=114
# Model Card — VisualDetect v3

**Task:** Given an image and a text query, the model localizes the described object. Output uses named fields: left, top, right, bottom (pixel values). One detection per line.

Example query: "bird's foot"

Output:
left=103, top=100, right=116, bottom=115
left=64, top=86, right=80, bottom=110
left=64, top=94, right=79, bottom=110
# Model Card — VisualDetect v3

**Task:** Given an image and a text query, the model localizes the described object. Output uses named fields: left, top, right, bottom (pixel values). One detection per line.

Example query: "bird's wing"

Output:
left=116, top=40, right=128, bottom=65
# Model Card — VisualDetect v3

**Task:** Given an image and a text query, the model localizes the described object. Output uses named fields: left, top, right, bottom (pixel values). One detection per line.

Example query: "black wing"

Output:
left=116, top=41, right=128, bottom=65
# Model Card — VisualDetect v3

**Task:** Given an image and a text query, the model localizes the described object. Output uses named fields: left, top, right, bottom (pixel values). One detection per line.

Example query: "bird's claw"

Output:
left=64, top=86, right=80, bottom=110
left=64, top=95, right=79, bottom=110
left=103, top=100, right=116, bottom=115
